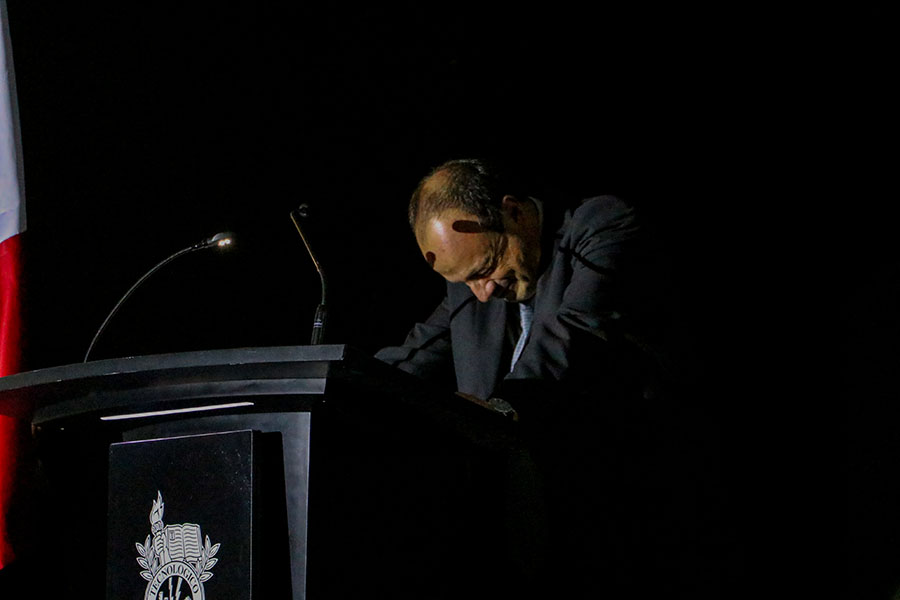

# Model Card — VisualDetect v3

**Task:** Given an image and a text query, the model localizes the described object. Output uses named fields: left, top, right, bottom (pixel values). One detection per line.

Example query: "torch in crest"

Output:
left=150, top=490, right=167, bottom=562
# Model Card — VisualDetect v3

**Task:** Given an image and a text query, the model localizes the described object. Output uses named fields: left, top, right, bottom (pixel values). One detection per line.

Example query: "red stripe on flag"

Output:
left=0, top=232, right=23, bottom=567
left=0, top=233, right=22, bottom=375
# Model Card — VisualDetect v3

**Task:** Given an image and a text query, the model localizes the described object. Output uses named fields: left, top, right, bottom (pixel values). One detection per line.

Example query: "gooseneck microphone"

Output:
left=290, top=204, right=327, bottom=345
left=83, top=232, right=235, bottom=363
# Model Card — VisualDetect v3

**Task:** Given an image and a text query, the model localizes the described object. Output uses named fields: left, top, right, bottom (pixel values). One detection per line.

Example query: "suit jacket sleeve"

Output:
left=373, top=295, right=456, bottom=387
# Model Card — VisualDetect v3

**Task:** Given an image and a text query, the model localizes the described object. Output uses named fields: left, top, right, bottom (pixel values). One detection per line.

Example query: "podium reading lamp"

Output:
left=83, top=231, right=235, bottom=362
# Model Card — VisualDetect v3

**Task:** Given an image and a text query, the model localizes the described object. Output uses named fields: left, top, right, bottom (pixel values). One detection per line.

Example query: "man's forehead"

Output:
left=417, top=210, right=484, bottom=246
left=417, top=211, right=490, bottom=275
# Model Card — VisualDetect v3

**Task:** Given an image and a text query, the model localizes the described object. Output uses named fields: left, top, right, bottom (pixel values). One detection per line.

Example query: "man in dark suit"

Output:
left=376, top=159, right=709, bottom=598
left=376, top=158, right=678, bottom=413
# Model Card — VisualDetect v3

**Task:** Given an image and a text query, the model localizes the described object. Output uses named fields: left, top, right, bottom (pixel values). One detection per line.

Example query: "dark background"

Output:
left=3, top=3, right=890, bottom=598
left=6, top=3, right=772, bottom=369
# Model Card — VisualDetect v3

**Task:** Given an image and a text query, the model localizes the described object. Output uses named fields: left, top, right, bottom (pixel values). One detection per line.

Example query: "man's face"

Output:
left=415, top=207, right=540, bottom=303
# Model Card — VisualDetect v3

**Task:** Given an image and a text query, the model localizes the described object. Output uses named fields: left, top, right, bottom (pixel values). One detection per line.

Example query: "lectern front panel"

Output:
left=106, top=430, right=255, bottom=600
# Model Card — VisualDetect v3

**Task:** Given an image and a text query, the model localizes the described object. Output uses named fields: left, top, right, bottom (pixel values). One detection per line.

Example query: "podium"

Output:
left=0, top=345, right=522, bottom=599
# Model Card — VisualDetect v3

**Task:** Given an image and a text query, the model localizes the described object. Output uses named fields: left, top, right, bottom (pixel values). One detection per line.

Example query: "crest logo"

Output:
left=135, top=491, right=221, bottom=600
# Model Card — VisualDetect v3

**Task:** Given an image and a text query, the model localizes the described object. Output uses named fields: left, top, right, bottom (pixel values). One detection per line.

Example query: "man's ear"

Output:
left=501, top=195, right=522, bottom=223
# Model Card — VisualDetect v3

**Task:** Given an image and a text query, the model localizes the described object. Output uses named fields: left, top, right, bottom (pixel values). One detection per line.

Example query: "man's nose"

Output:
left=467, top=279, right=495, bottom=303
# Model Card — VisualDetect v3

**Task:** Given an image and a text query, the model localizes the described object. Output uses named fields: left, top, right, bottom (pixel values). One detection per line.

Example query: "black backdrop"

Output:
left=7, top=3, right=754, bottom=369
left=5, top=4, right=890, bottom=598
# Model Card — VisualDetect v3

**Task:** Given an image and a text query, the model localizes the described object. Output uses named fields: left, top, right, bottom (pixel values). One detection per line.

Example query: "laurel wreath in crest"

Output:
left=135, top=533, right=220, bottom=582
left=135, top=534, right=160, bottom=582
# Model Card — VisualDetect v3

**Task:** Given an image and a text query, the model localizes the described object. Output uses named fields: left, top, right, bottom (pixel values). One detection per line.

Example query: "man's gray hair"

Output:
left=408, top=158, right=522, bottom=233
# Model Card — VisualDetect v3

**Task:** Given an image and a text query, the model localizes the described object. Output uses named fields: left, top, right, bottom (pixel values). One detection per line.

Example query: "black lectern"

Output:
left=0, top=345, right=520, bottom=599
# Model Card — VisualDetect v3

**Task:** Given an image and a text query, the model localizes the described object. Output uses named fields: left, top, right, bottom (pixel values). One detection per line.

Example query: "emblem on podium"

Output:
left=135, top=491, right=221, bottom=600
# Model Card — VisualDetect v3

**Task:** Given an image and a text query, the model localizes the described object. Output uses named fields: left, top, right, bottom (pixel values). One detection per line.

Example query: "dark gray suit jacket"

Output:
left=376, top=195, right=676, bottom=407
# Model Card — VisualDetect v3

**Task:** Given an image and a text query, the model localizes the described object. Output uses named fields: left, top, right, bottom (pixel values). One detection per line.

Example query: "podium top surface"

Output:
left=0, top=346, right=515, bottom=445
left=0, top=345, right=368, bottom=423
